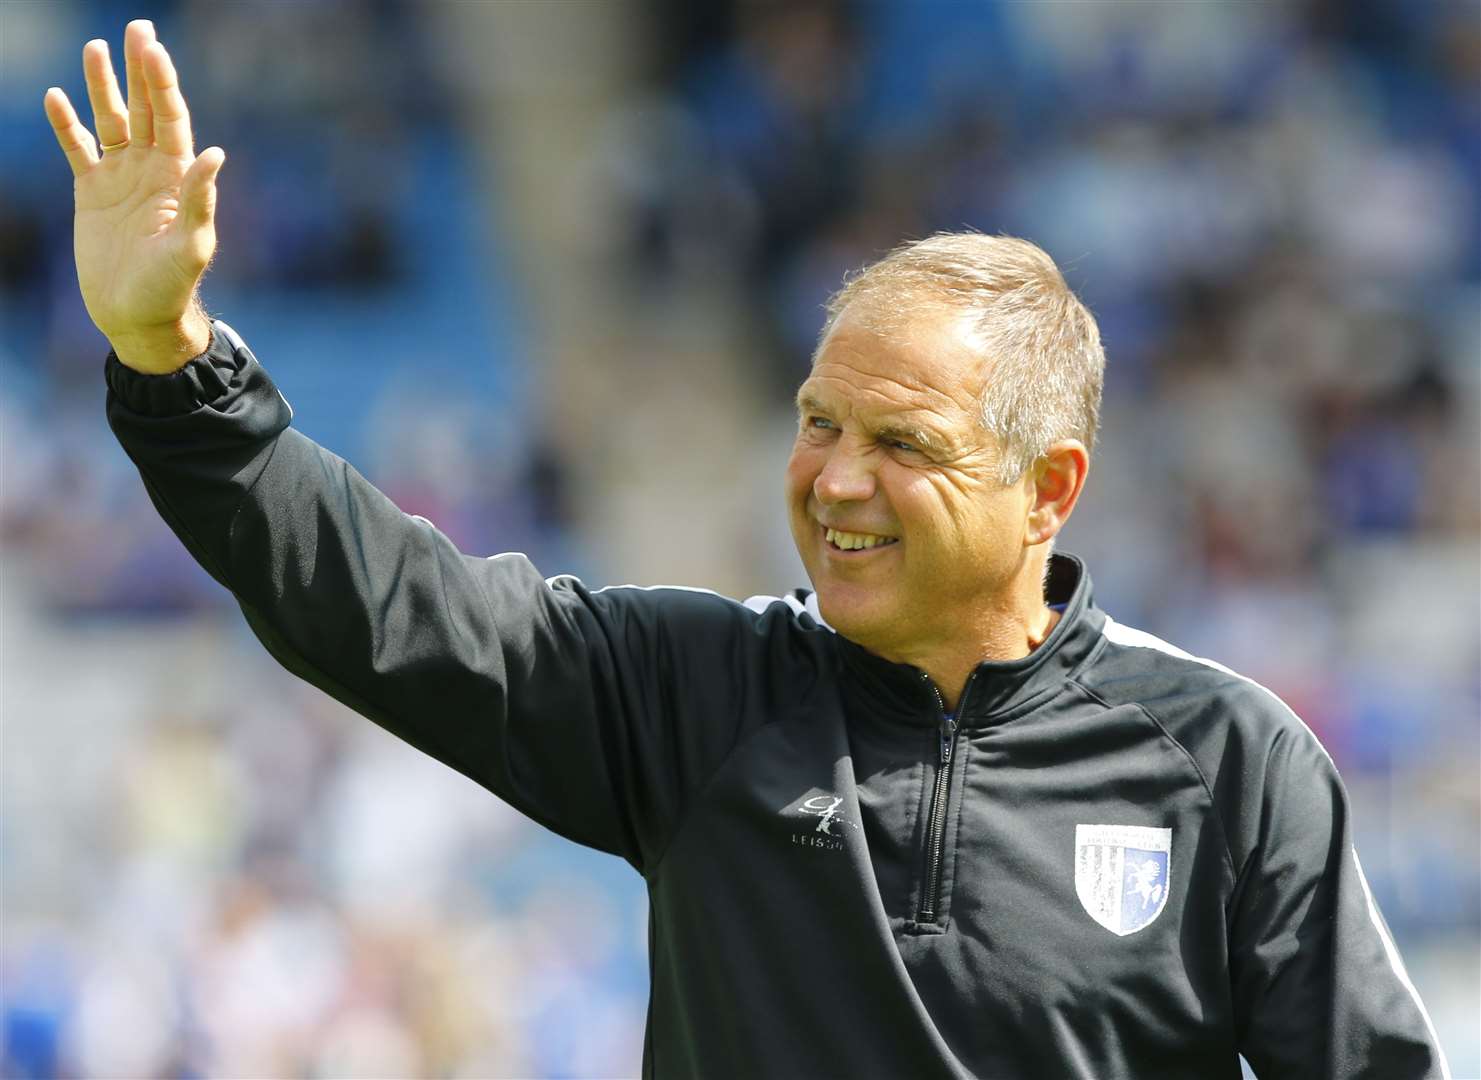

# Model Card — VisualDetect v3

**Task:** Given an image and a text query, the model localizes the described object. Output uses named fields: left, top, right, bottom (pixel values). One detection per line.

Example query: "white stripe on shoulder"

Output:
left=802, top=591, right=834, bottom=631
left=1100, top=615, right=1332, bottom=767
left=572, top=581, right=790, bottom=618
left=591, top=582, right=748, bottom=603
left=744, top=593, right=800, bottom=616
left=1104, top=617, right=1448, bottom=1070
left=538, top=576, right=836, bottom=630
left=540, top=572, right=735, bottom=600
left=738, top=592, right=834, bottom=631
left=1351, top=848, right=1452, bottom=1079
left=1100, top=616, right=1235, bottom=674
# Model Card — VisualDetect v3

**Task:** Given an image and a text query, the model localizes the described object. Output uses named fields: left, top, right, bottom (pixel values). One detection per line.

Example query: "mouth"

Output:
left=821, top=524, right=900, bottom=555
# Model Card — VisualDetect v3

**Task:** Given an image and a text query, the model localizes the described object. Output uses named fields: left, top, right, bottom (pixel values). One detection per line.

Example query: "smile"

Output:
left=823, top=526, right=900, bottom=553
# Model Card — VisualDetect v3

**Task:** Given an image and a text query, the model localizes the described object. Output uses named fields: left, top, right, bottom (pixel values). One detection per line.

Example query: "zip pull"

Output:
left=939, top=715, right=957, bottom=765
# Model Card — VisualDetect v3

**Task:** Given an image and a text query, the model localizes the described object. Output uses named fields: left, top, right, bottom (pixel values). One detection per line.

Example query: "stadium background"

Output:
left=2, top=0, right=1477, bottom=1075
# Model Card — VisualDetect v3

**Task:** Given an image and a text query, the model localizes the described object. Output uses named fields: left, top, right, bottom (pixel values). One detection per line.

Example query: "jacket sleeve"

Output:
left=104, top=320, right=808, bottom=876
left=1228, top=711, right=1450, bottom=1079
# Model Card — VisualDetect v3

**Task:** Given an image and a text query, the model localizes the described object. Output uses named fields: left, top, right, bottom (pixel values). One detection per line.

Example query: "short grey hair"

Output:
left=818, top=232, right=1105, bottom=484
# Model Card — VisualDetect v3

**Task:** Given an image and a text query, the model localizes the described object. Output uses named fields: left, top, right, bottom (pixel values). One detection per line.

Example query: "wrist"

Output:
left=109, top=308, right=214, bottom=375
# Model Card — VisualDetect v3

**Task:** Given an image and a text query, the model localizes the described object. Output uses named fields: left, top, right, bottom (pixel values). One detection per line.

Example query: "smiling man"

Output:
left=55, top=22, right=1448, bottom=1080
left=787, top=239, right=1097, bottom=709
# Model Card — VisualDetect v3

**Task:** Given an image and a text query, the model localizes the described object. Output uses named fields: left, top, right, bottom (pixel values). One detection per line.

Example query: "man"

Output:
left=46, top=21, right=1449, bottom=1079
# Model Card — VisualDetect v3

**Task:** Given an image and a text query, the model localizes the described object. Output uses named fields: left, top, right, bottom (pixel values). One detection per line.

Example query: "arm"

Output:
left=105, top=319, right=783, bottom=871
left=56, top=24, right=792, bottom=874
left=1229, top=721, right=1450, bottom=1079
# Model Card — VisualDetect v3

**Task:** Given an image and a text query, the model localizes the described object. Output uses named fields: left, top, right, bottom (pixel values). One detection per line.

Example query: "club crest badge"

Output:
left=1075, top=824, right=1172, bottom=936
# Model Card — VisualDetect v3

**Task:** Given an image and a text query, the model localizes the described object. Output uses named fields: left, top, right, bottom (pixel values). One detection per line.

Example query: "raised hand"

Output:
left=44, top=21, right=225, bottom=373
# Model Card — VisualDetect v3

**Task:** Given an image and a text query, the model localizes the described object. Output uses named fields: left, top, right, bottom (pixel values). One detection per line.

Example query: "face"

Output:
left=785, top=303, right=1035, bottom=661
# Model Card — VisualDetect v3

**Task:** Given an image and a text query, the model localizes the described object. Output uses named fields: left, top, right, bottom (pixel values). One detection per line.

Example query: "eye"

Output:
left=805, top=415, right=836, bottom=431
left=880, top=433, right=928, bottom=454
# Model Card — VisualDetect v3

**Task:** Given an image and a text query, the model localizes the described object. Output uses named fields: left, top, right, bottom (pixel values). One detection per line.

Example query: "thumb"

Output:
left=180, top=146, right=225, bottom=231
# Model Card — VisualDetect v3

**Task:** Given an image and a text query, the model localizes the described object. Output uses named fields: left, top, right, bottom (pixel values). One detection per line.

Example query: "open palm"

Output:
left=44, top=20, right=223, bottom=371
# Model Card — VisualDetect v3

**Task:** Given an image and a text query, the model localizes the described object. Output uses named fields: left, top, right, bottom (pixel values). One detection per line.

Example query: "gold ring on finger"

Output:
left=100, top=138, right=130, bottom=152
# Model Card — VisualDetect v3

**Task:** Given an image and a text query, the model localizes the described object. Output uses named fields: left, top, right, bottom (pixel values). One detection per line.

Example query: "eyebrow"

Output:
left=794, top=392, right=829, bottom=417
left=794, top=392, right=948, bottom=454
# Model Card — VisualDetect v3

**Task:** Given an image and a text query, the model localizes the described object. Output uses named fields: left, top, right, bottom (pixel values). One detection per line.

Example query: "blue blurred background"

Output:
left=2, top=1, right=1477, bottom=1076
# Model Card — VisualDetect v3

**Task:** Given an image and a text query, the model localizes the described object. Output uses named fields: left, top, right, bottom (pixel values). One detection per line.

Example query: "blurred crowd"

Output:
left=2, top=0, right=1477, bottom=1076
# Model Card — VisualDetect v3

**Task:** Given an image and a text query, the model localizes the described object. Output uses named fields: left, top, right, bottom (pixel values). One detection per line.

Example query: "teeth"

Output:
left=825, top=527, right=897, bottom=551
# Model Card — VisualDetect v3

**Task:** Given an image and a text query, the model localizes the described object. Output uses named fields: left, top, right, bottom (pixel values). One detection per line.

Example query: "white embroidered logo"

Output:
left=788, top=792, right=855, bottom=852
left=1075, top=824, right=1172, bottom=936
left=800, top=795, right=844, bottom=834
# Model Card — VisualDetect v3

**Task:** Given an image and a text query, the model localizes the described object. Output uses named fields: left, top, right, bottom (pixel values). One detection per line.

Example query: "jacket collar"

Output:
left=832, top=552, right=1105, bottom=728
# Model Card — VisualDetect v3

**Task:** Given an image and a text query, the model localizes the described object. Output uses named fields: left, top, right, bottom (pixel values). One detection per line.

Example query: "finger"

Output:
left=142, top=41, right=192, bottom=158
left=82, top=39, right=129, bottom=150
left=124, top=20, right=157, bottom=148
left=179, top=146, right=225, bottom=232
left=44, top=87, right=99, bottom=177
left=173, top=147, right=225, bottom=272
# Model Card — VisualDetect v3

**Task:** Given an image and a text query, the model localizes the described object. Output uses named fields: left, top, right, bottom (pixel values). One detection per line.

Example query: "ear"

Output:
left=1024, top=440, right=1089, bottom=547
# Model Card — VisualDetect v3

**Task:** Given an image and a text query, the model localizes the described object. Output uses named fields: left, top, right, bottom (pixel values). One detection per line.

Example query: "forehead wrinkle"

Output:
left=812, top=329, right=984, bottom=412
left=804, top=364, right=963, bottom=416
left=820, top=299, right=990, bottom=386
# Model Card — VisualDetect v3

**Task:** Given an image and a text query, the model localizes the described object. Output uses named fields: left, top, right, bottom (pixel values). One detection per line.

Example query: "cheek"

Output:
left=887, top=470, right=954, bottom=536
left=784, top=446, right=820, bottom=507
left=893, top=471, right=1011, bottom=554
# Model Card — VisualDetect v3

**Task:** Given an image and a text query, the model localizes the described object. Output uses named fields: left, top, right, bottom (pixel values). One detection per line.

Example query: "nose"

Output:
left=813, top=438, right=877, bottom=506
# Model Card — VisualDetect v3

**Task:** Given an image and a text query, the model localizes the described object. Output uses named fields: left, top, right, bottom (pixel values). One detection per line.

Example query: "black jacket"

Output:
left=105, top=321, right=1449, bottom=1080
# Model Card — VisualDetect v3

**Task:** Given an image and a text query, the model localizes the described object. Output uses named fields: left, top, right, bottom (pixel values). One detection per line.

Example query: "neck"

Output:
left=917, top=605, right=1061, bottom=712
left=902, top=556, right=1060, bottom=712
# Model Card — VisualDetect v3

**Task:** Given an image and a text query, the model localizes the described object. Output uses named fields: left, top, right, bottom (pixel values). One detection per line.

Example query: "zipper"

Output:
left=917, top=672, right=973, bottom=924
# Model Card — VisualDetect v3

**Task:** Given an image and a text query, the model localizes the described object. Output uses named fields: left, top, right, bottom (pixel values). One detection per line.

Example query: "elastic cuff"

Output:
left=104, top=322, right=247, bottom=416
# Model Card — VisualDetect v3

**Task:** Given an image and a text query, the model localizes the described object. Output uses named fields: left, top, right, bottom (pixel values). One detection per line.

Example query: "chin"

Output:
left=815, top=587, right=897, bottom=650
